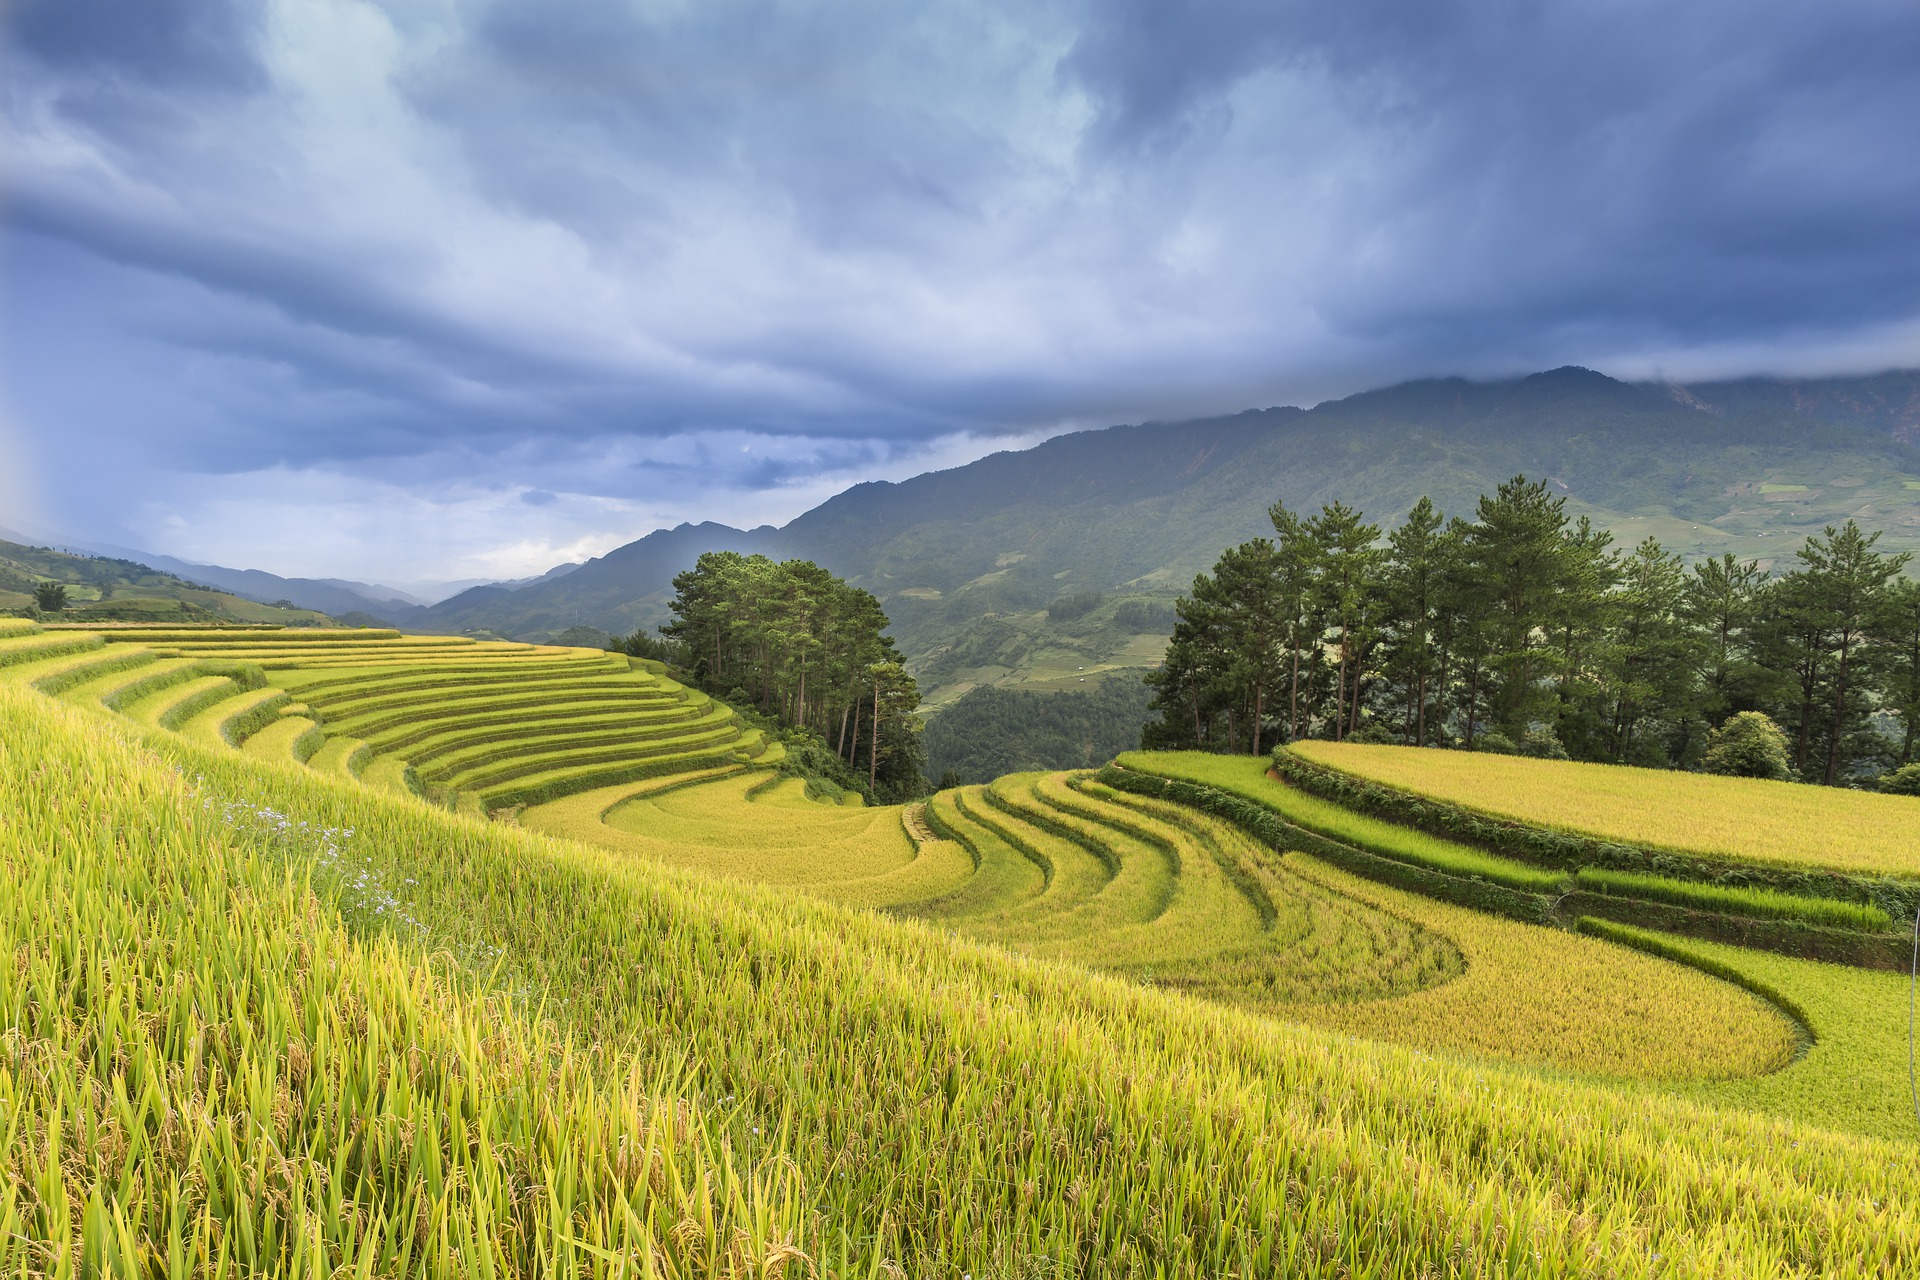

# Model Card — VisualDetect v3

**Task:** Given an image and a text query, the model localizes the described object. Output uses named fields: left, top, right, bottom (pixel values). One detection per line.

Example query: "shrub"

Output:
left=31, top=582, right=67, bottom=612
left=1471, top=730, right=1520, bottom=755
left=1346, top=721, right=1399, bottom=746
left=1045, top=591, right=1104, bottom=623
left=1876, top=762, right=1920, bottom=796
left=1521, top=727, right=1570, bottom=760
left=1702, top=712, right=1792, bottom=781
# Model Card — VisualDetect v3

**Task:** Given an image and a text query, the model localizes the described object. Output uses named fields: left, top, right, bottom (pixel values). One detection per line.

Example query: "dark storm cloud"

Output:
left=4, top=0, right=1919, bottom=574
left=10, top=0, right=264, bottom=94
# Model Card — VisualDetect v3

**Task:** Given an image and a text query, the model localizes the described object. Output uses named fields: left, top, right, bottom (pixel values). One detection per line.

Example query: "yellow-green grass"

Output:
left=0, top=616, right=38, bottom=636
left=593, top=772, right=922, bottom=887
left=1123, top=750, right=1568, bottom=892
left=956, top=779, right=1114, bottom=923
left=351, top=700, right=698, bottom=757
left=276, top=655, right=638, bottom=702
left=308, top=735, right=371, bottom=778
left=470, top=737, right=766, bottom=809
left=1290, top=740, right=1920, bottom=878
left=359, top=753, right=416, bottom=795
left=327, top=687, right=689, bottom=743
left=1023, top=778, right=1450, bottom=1005
left=441, top=723, right=747, bottom=793
left=241, top=713, right=323, bottom=764
left=0, top=629, right=103, bottom=669
left=50, top=654, right=200, bottom=709
left=410, top=703, right=738, bottom=775
left=8, top=683, right=1915, bottom=1274
left=641, top=767, right=1787, bottom=1082
left=174, top=684, right=288, bottom=751
left=1760, top=483, right=1811, bottom=493
left=1275, top=855, right=1797, bottom=1080
left=121, top=674, right=243, bottom=730
left=919, top=788, right=1049, bottom=915
left=1576, top=865, right=1893, bottom=931
left=0, top=640, right=162, bottom=698
left=385, top=699, right=706, bottom=752
left=945, top=775, right=1790, bottom=1077
left=1588, top=920, right=1920, bottom=1140
left=41, top=624, right=755, bottom=813
left=96, top=625, right=404, bottom=643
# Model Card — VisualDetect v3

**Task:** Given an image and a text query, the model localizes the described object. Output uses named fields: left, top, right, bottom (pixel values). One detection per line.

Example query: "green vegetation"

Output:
left=12, top=623, right=768, bottom=814
left=920, top=673, right=1154, bottom=784
left=1574, top=866, right=1891, bottom=931
left=10, top=564, right=1920, bottom=1273
left=409, top=370, right=1920, bottom=723
left=1117, top=750, right=1566, bottom=892
left=1288, top=739, right=1920, bottom=881
left=12, top=676, right=1920, bottom=1273
left=1588, top=921, right=1920, bottom=1140
left=0, top=537, right=333, bottom=624
left=528, top=757, right=1796, bottom=1084
left=1145, top=474, right=1920, bottom=786
left=661, top=551, right=925, bottom=800
left=1703, top=708, right=1794, bottom=778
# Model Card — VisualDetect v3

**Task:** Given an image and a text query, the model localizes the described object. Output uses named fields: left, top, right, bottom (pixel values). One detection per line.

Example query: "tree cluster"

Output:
left=922, top=675, right=1156, bottom=786
left=661, top=551, right=925, bottom=799
left=1145, top=475, right=1920, bottom=784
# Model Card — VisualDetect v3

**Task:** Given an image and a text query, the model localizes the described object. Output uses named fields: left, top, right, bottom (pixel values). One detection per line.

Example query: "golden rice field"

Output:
left=19, top=623, right=770, bottom=811
left=6, top=659, right=1920, bottom=1274
left=6, top=619, right=1920, bottom=1272
left=1289, top=739, right=1920, bottom=877
left=533, top=763, right=1800, bottom=1083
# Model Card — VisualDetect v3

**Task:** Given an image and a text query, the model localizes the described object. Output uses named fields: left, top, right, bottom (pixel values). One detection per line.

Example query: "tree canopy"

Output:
left=1146, top=475, right=1920, bottom=784
left=661, top=551, right=925, bottom=800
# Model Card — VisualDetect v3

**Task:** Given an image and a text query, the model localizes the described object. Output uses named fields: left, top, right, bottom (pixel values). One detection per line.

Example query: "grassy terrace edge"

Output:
left=6, top=680, right=1919, bottom=1273
left=1274, top=745, right=1920, bottom=918
left=1108, top=752, right=1915, bottom=970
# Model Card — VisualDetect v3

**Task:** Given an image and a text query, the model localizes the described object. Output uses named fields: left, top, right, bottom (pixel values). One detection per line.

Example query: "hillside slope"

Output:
left=403, top=367, right=1920, bottom=697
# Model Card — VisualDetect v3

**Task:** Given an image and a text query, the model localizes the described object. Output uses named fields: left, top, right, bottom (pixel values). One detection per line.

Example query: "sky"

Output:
left=4, top=0, right=1919, bottom=587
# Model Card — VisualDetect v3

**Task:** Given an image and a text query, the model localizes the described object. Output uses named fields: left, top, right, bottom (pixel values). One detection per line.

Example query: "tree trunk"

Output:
left=1825, top=634, right=1851, bottom=785
left=1252, top=679, right=1265, bottom=757
left=1464, top=663, right=1480, bottom=749
left=1334, top=627, right=1349, bottom=741
left=837, top=704, right=851, bottom=758
left=1415, top=669, right=1427, bottom=747
left=1288, top=645, right=1301, bottom=744
left=869, top=686, right=881, bottom=792
left=1349, top=647, right=1364, bottom=735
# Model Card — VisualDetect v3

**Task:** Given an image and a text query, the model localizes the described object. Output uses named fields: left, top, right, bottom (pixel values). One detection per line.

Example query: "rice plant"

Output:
left=1292, top=738, right=1920, bottom=877
left=6, top=678, right=1915, bottom=1273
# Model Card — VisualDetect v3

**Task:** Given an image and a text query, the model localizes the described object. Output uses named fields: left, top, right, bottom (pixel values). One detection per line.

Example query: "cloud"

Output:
left=3, top=0, right=1918, bottom=576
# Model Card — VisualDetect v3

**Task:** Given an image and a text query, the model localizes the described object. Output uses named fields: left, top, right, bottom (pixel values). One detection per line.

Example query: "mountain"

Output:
left=114, top=554, right=434, bottom=621
left=0, top=538, right=336, bottom=626
left=396, top=366, right=1920, bottom=702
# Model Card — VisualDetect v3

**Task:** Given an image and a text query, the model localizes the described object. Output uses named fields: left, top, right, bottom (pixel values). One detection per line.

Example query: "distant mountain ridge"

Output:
left=59, top=365, right=1920, bottom=701
left=386, top=366, right=1920, bottom=702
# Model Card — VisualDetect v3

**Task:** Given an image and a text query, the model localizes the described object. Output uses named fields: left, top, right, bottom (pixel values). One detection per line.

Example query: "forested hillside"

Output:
left=391, top=366, right=1920, bottom=705
left=0, top=539, right=332, bottom=626
left=920, top=675, right=1155, bottom=784
left=1144, top=475, right=1920, bottom=783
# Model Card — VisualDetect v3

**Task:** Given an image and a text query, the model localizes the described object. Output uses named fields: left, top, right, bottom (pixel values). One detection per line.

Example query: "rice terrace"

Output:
left=12, top=2, right=1920, bottom=1274
left=6, top=497, right=1920, bottom=1276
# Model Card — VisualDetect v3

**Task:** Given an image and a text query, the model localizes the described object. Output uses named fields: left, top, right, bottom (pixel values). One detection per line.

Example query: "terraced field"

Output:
left=12, top=622, right=771, bottom=811
left=527, top=762, right=1799, bottom=1084
left=5, top=617, right=1920, bottom=1271
left=1288, top=738, right=1920, bottom=878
